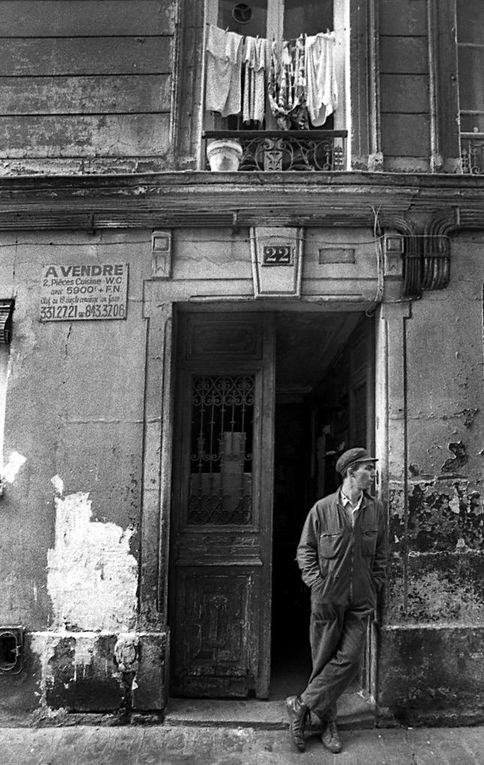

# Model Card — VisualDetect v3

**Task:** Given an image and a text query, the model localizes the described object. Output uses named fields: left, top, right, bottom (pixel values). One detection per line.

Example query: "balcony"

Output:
left=461, top=133, right=484, bottom=174
left=203, top=130, right=347, bottom=172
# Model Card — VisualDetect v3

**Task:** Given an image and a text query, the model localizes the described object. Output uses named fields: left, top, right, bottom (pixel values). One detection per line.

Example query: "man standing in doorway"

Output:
left=286, top=448, right=387, bottom=754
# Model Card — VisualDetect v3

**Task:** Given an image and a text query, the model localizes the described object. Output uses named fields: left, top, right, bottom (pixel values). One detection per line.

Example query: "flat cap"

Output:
left=335, top=447, right=378, bottom=475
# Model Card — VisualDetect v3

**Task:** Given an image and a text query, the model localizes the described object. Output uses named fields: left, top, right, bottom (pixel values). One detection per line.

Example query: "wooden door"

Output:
left=169, top=312, right=275, bottom=698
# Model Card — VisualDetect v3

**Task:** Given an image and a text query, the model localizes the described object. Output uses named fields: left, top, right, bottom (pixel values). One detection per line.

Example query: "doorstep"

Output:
left=164, top=689, right=376, bottom=731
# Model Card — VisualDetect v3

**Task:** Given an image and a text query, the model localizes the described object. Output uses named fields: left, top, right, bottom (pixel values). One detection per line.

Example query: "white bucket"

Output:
left=206, top=139, right=243, bottom=171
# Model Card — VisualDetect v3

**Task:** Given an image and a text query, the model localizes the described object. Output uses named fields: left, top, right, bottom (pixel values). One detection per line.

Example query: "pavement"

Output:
left=1, top=716, right=483, bottom=765
left=1, top=691, right=482, bottom=764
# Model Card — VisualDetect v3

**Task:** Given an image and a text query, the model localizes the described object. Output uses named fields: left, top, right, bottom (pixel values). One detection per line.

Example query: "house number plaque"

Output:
left=262, top=245, right=294, bottom=266
left=250, top=227, right=303, bottom=298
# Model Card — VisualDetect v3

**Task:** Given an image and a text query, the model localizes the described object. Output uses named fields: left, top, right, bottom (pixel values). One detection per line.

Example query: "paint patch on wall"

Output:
left=2, top=450, right=26, bottom=482
left=51, top=474, right=64, bottom=495
left=47, top=486, right=137, bottom=631
left=406, top=479, right=483, bottom=552
left=442, top=441, right=469, bottom=473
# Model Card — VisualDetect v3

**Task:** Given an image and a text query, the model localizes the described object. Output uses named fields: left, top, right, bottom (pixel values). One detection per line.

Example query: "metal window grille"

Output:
left=188, top=375, right=255, bottom=525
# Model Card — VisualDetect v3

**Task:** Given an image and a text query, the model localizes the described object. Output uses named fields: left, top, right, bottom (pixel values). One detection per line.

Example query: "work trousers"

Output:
left=300, top=599, right=372, bottom=720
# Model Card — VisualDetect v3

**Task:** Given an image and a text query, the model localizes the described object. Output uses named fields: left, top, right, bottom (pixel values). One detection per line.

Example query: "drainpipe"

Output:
left=368, top=0, right=383, bottom=171
left=428, top=0, right=443, bottom=172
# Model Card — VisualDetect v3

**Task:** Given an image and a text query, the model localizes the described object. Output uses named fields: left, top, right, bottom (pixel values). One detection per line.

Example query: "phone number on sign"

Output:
left=40, top=303, right=126, bottom=320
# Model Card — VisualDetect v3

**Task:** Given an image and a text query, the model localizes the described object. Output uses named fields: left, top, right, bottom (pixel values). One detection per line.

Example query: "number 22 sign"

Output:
left=262, top=245, right=293, bottom=266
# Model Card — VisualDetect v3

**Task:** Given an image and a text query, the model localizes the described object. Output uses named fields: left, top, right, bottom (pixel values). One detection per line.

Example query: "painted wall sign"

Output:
left=40, top=263, right=128, bottom=321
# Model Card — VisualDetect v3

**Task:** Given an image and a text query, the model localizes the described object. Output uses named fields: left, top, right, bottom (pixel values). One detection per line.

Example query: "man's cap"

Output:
left=335, top=447, right=378, bottom=475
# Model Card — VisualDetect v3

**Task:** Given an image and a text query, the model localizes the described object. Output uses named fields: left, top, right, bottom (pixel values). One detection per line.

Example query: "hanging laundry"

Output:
left=205, top=24, right=244, bottom=117
left=242, top=36, right=268, bottom=124
left=305, top=32, right=338, bottom=126
left=268, top=36, right=309, bottom=130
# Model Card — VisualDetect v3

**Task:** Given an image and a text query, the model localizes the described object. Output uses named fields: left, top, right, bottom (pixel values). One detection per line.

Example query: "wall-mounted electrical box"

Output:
left=0, top=627, right=24, bottom=674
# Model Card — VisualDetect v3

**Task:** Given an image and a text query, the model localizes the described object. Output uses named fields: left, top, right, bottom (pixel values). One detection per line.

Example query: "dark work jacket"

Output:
left=296, top=490, right=387, bottom=609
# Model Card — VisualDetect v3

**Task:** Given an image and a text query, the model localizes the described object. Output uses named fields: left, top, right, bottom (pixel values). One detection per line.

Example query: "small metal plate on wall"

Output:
left=0, top=627, right=24, bottom=674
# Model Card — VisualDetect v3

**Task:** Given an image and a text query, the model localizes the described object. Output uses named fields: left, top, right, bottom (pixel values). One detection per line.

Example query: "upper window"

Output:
left=456, top=0, right=484, bottom=172
left=203, top=0, right=348, bottom=171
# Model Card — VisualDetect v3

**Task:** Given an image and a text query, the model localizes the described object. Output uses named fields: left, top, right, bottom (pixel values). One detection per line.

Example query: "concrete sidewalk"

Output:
left=1, top=722, right=483, bottom=765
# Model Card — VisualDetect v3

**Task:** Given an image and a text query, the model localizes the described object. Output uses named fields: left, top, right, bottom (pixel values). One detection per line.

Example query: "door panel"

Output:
left=170, top=312, right=275, bottom=698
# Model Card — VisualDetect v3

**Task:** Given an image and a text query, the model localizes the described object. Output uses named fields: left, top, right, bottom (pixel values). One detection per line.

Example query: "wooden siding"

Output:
left=0, top=0, right=175, bottom=36
left=378, top=0, right=430, bottom=170
left=380, top=75, right=429, bottom=114
left=0, top=76, right=171, bottom=115
left=381, top=114, right=430, bottom=157
left=0, top=38, right=171, bottom=76
left=0, top=115, right=171, bottom=158
left=379, top=0, right=427, bottom=36
left=0, top=1, right=175, bottom=172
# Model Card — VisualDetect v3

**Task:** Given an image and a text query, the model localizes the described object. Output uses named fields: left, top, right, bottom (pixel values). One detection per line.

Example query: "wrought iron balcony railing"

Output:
left=461, top=133, right=484, bottom=174
left=203, top=130, right=347, bottom=172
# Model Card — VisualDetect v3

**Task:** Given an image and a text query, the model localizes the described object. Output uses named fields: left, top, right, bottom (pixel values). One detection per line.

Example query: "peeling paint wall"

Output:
left=0, top=229, right=156, bottom=711
left=0, top=227, right=170, bottom=713
left=381, top=231, right=484, bottom=718
left=47, top=484, right=138, bottom=632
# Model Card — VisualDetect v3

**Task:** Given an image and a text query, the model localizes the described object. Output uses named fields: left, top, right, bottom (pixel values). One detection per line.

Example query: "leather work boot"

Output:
left=286, top=695, right=309, bottom=752
left=321, top=718, right=342, bottom=753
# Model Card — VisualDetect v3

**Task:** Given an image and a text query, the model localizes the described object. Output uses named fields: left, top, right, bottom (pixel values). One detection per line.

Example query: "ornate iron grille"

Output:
left=204, top=130, right=347, bottom=171
left=188, top=375, right=255, bottom=525
left=461, top=134, right=484, bottom=174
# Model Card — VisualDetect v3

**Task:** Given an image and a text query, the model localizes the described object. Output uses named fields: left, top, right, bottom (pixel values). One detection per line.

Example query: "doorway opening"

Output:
left=167, top=307, right=376, bottom=708
left=270, top=309, right=375, bottom=701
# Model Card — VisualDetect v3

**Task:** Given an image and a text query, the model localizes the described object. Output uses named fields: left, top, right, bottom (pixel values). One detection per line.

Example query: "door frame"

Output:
left=138, top=294, right=384, bottom=706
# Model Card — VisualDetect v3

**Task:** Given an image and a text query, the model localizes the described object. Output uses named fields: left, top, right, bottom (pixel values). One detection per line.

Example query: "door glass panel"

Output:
left=218, top=0, right=267, bottom=37
left=188, top=375, right=255, bottom=525
left=283, top=0, right=333, bottom=38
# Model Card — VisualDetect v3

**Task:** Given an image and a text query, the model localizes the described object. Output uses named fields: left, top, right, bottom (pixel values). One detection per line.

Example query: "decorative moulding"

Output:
left=250, top=227, right=303, bottom=299
left=151, top=230, right=172, bottom=279
left=0, top=299, right=14, bottom=344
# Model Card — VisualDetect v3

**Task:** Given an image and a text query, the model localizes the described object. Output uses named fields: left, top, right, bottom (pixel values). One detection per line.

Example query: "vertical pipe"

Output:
left=427, top=0, right=442, bottom=172
left=368, top=0, right=382, bottom=169
left=402, top=311, right=410, bottom=615
left=169, top=0, right=183, bottom=167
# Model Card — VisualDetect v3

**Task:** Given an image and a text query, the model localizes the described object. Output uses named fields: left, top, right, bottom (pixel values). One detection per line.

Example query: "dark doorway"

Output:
left=168, top=307, right=375, bottom=702
left=270, top=310, right=375, bottom=699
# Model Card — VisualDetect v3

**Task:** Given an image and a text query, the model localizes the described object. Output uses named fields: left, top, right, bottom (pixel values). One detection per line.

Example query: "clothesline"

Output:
left=204, top=22, right=334, bottom=44
left=205, top=24, right=338, bottom=129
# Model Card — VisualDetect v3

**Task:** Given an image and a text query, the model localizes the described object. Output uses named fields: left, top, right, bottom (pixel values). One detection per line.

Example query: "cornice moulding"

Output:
left=0, top=173, right=483, bottom=231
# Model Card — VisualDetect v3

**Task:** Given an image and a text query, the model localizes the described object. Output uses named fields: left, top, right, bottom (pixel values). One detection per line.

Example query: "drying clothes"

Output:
left=305, top=32, right=338, bottom=126
left=268, top=36, right=309, bottom=130
left=242, top=36, right=268, bottom=123
left=205, top=24, right=243, bottom=117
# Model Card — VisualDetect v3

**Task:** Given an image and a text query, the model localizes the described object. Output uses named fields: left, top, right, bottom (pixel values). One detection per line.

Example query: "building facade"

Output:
left=0, top=0, right=483, bottom=724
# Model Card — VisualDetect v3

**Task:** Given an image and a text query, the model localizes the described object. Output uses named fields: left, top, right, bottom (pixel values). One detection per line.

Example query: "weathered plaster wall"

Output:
left=0, top=229, right=154, bottom=711
left=381, top=231, right=484, bottom=720
left=172, top=227, right=381, bottom=303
